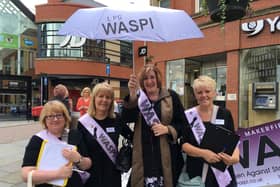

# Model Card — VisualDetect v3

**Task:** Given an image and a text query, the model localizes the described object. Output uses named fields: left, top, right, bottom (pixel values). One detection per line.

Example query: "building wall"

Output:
left=133, top=1, right=280, bottom=128
left=35, top=59, right=131, bottom=79
left=35, top=3, right=89, bottom=22
left=35, top=1, right=132, bottom=105
left=34, top=0, right=280, bottom=127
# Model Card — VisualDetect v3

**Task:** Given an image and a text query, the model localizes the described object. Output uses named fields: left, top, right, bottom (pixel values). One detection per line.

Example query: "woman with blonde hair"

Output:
left=77, top=82, right=133, bottom=187
left=76, top=87, right=91, bottom=116
left=21, top=100, right=92, bottom=187
left=182, top=75, right=239, bottom=187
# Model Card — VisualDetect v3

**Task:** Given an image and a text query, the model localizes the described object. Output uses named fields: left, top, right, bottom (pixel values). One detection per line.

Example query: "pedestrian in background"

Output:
left=21, top=100, right=92, bottom=187
left=52, top=84, right=72, bottom=115
left=181, top=75, right=239, bottom=187
left=76, top=87, right=91, bottom=117
left=123, top=64, right=186, bottom=187
left=77, top=82, right=133, bottom=187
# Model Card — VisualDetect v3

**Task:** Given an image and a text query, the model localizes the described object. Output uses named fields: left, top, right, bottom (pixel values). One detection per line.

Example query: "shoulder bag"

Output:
left=115, top=138, right=133, bottom=173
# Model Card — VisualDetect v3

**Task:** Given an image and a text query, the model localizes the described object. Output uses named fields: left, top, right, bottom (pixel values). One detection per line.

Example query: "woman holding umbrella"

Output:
left=123, top=64, right=187, bottom=187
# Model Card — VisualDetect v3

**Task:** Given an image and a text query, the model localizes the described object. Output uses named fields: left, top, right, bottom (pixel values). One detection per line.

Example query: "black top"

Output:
left=22, top=129, right=88, bottom=187
left=78, top=115, right=133, bottom=187
left=182, top=107, right=237, bottom=187
left=122, top=89, right=187, bottom=186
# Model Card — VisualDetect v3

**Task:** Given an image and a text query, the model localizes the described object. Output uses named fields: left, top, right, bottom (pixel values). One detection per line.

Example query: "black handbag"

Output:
left=116, top=138, right=133, bottom=172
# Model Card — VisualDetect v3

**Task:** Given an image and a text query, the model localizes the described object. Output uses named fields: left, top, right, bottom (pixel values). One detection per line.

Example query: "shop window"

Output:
left=195, top=0, right=203, bottom=13
left=239, top=45, right=280, bottom=128
left=120, top=41, right=132, bottom=66
left=202, top=66, right=227, bottom=96
left=166, top=59, right=185, bottom=105
left=202, top=62, right=227, bottom=108
left=159, top=0, right=170, bottom=8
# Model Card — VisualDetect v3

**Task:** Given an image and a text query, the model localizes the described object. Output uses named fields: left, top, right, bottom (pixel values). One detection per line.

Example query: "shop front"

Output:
left=162, top=10, right=280, bottom=130
left=0, top=0, right=37, bottom=121
left=166, top=53, right=227, bottom=110
left=0, top=75, right=32, bottom=121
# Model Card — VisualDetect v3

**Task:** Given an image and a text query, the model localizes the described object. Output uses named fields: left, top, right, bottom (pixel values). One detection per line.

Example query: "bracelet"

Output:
left=74, top=156, right=83, bottom=165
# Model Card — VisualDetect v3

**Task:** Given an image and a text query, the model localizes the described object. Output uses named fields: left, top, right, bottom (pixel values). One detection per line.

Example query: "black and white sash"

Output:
left=185, top=106, right=232, bottom=187
left=79, top=114, right=118, bottom=164
left=138, top=89, right=160, bottom=126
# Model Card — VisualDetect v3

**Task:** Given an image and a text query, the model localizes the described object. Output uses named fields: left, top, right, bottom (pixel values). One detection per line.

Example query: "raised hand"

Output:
left=128, top=74, right=138, bottom=100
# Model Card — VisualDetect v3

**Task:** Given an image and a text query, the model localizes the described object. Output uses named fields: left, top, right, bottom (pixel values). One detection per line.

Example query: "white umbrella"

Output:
left=58, top=6, right=203, bottom=42
left=58, top=5, right=204, bottom=72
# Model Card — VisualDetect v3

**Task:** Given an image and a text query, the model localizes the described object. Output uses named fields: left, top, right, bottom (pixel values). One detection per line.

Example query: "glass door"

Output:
left=185, top=60, right=201, bottom=108
left=0, top=93, right=27, bottom=120
left=0, top=75, right=32, bottom=121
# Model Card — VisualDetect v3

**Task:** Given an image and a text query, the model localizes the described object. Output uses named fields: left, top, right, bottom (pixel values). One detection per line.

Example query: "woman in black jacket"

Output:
left=21, top=100, right=92, bottom=187
left=123, top=64, right=186, bottom=187
left=77, top=82, right=133, bottom=187
left=182, top=75, right=240, bottom=187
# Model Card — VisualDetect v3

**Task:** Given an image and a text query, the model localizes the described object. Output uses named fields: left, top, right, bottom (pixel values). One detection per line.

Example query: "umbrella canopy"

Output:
left=58, top=6, right=203, bottom=42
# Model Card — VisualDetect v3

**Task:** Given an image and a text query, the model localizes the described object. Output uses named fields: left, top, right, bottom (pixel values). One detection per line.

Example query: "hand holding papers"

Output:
left=36, top=140, right=76, bottom=186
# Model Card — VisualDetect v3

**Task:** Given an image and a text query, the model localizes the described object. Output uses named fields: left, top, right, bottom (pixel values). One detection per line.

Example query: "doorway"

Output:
left=184, top=60, right=201, bottom=108
left=0, top=75, right=32, bottom=121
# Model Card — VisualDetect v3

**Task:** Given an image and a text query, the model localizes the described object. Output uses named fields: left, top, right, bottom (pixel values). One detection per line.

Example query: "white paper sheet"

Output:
left=37, top=141, right=76, bottom=186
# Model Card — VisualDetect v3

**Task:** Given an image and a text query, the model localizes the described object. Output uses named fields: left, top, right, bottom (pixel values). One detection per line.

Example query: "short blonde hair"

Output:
left=81, top=87, right=91, bottom=96
left=138, top=64, right=162, bottom=90
left=87, top=82, right=115, bottom=118
left=39, top=100, right=71, bottom=129
left=193, top=75, right=216, bottom=91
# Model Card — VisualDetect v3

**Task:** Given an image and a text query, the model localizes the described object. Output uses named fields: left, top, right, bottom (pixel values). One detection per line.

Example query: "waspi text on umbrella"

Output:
left=103, top=16, right=154, bottom=35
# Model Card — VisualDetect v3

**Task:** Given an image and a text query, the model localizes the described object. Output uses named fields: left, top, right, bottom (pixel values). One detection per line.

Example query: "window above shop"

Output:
left=0, top=0, right=36, bottom=35
left=0, top=0, right=24, bottom=17
left=38, top=22, right=133, bottom=66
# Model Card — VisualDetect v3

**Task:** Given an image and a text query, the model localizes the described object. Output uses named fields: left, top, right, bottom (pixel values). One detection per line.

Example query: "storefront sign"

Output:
left=8, top=80, right=26, bottom=89
left=138, top=46, right=147, bottom=57
left=0, top=33, right=18, bottom=49
left=60, top=35, right=86, bottom=48
left=234, top=120, right=280, bottom=186
left=21, top=35, right=37, bottom=50
left=227, top=93, right=237, bottom=101
left=241, top=15, right=280, bottom=36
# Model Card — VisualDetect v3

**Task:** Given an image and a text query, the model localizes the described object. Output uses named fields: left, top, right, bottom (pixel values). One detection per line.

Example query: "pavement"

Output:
left=0, top=120, right=41, bottom=187
left=0, top=121, right=130, bottom=187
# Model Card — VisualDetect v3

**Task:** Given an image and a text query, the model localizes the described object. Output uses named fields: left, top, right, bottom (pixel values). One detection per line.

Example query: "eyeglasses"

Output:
left=45, top=113, right=64, bottom=121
